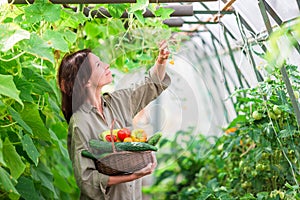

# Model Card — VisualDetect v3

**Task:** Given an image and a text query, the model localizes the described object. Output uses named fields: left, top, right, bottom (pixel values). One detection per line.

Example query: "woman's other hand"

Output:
left=157, top=40, right=170, bottom=65
left=133, top=152, right=157, bottom=178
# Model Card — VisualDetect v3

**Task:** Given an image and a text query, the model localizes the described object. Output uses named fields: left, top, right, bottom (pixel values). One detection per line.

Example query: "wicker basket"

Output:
left=93, top=119, right=154, bottom=176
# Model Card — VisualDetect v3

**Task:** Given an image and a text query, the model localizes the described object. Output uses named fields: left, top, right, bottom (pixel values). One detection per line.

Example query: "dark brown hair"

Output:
left=58, top=49, right=92, bottom=123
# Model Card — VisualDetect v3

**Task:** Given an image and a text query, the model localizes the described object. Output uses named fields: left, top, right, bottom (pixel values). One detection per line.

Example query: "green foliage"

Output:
left=148, top=64, right=300, bottom=199
left=264, top=17, right=300, bottom=72
left=0, top=1, right=180, bottom=199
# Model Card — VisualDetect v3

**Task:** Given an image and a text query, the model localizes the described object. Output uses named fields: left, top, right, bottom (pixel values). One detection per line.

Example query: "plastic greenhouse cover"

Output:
left=233, top=0, right=277, bottom=34
left=205, top=23, right=237, bottom=48
left=265, top=0, right=300, bottom=21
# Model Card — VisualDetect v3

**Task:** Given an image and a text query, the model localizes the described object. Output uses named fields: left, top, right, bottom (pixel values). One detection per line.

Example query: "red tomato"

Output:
left=117, top=128, right=131, bottom=141
left=105, top=135, right=117, bottom=142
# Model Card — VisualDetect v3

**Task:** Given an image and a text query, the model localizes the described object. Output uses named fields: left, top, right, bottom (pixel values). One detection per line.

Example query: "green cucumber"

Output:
left=147, top=132, right=162, bottom=146
left=81, top=150, right=110, bottom=160
left=89, top=139, right=113, bottom=153
left=89, top=139, right=157, bottom=152
left=81, top=150, right=96, bottom=160
left=116, top=142, right=157, bottom=152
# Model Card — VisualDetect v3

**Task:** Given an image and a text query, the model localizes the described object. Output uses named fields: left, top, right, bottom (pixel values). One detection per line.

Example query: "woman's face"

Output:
left=87, top=53, right=113, bottom=88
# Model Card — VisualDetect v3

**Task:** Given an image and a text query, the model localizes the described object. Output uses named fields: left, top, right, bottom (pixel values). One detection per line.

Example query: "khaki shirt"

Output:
left=68, top=71, right=171, bottom=200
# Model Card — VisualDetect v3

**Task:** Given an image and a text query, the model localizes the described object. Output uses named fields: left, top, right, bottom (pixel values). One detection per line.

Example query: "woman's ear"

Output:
left=85, top=80, right=91, bottom=88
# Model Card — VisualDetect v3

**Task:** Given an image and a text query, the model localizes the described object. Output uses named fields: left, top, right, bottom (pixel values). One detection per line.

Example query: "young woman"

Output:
left=58, top=41, right=171, bottom=199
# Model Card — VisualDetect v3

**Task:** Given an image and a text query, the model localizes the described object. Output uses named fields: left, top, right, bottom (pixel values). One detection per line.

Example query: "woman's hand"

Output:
left=133, top=152, right=157, bottom=178
left=107, top=153, right=157, bottom=186
left=157, top=40, right=170, bottom=65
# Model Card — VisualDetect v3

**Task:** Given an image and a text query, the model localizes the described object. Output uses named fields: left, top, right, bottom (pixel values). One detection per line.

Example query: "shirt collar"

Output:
left=80, top=95, right=109, bottom=113
left=80, top=102, right=94, bottom=113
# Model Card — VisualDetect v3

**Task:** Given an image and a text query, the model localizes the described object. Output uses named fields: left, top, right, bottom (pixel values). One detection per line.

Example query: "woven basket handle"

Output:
left=109, top=119, right=122, bottom=153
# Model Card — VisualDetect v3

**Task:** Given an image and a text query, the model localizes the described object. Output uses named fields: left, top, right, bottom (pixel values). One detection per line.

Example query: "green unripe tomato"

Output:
left=252, top=111, right=262, bottom=120
left=268, top=111, right=277, bottom=120
left=273, top=105, right=282, bottom=115
left=278, top=191, right=285, bottom=199
left=251, top=170, right=257, bottom=177
left=256, top=163, right=265, bottom=171
left=261, top=152, right=270, bottom=159
left=241, top=181, right=251, bottom=189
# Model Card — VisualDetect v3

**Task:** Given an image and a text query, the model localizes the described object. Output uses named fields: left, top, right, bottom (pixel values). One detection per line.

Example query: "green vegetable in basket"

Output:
left=147, top=132, right=162, bottom=146
left=89, top=140, right=113, bottom=153
left=89, top=139, right=158, bottom=152
left=116, top=142, right=158, bottom=152
left=81, top=150, right=97, bottom=160
left=99, top=129, right=120, bottom=141
left=81, top=150, right=110, bottom=160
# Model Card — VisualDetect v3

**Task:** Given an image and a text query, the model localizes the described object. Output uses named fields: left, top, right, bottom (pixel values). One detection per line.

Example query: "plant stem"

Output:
left=0, top=122, right=17, bottom=127
left=0, top=52, right=25, bottom=62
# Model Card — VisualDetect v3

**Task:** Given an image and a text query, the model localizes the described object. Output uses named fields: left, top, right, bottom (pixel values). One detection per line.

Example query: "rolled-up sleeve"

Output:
left=69, top=125, right=110, bottom=200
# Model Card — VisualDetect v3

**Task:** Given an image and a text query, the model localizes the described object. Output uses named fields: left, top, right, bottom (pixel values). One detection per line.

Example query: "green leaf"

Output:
left=8, top=106, right=33, bottom=134
left=31, top=163, right=58, bottom=199
left=0, top=139, right=6, bottom=166
left=21, top=134, right=40, bottom=166
left=3, top=138, right=26, bottom=179
left=136, top=53, right=152, bottom=61
left=60, top=9, right=87, bottom=29
left=19, top=103, right=51, bottom=141
left=22, top=68, right=55, bottom=95
left=41, top=3, right=61, bottom=23
left=13, top=76, right=34, bottom=102
left=53, top=170, right=73, bottom=193
left=0, top=167, right=19, bottom=199
left=15, top=176, right=40, bottom=200
left=24, top=2, right=61, bottom=23
left=84, top=21, right=102, bottom=39
left=49, top=129, right=69, bottom=158
left=0, top=24, right=30, bottom=52
left=154, top=8, right=174, bottom=20
left=257, top=192, right=269, bottom=200
left=226, top=115, right=246, bottom=128
left=128, top=0, right=148, bottom=13
left=0, top=74, right=23, bottom=107
left=278, top=129, right=292, bottom=138
left=24, top=4, right=43, bottom=23
left=108, top=4, right=128, bottom=18
left=61, top=29, right=77, bottom=44
left=134, top=10, right=145, bottom=24
left=19, top=33, right=54, bottom=63
left=107, top=19, right=126, bottom=35
left=43, top=30, right=69, bottom=52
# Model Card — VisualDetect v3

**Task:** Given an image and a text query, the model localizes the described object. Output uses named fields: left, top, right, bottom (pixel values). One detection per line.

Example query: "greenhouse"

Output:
left=0, top=0, right=300, bottom=199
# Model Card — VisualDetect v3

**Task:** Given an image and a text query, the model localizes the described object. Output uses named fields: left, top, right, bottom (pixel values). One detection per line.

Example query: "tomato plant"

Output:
left=146, top=64, right=300, bottom=199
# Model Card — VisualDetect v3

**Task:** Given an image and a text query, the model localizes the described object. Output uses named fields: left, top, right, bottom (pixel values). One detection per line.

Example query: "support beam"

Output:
left=194, top=10, right=234, bottom=15
left=212, top=0, right=236, bottom=22
left=163, top=18, right=184, bottom=27
left=184, top=21, right=219, bottom=24
left=10, top=0, right=217, bottom=4
left=258, top=0, right=272, bottom=35
left=297, top=0, right=300, bottom=10
left=149, top=0, right=217, bottom=2
left=84, top=5, right=193, bottom=18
